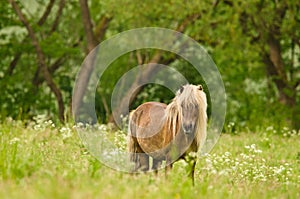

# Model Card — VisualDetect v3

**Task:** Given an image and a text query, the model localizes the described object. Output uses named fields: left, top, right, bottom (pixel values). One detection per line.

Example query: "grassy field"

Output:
left=0, top=119, right=299, bottom=199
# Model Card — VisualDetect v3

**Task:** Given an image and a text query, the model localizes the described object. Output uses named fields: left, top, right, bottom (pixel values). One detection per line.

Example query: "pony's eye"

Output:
left=198, top=85, right=203, bottom=91
left=179, top=86, right=184, bottom=93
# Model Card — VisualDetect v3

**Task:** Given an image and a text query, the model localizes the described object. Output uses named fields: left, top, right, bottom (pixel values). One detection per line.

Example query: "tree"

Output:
left=8, top=0, right=65, bottom=122
left=239, top=1, right=300, bottom=128
left=219, top=0, right=300, bottom=128
left=1, top=0, right=299, bottom=130
left=179, top=0, right=300, bottom=129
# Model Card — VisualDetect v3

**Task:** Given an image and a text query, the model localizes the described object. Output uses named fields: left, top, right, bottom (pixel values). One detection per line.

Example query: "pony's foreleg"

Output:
left=189, top=160, right=196, bottom=186
left=152, top=159, right=162, bottom=174
left=165, top=164, right=172, bottom=178
left=164, top=155, right=173, bottom=178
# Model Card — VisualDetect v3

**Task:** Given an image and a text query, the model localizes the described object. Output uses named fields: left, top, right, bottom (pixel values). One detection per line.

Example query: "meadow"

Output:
left=0, top=118, right=299, bottom=199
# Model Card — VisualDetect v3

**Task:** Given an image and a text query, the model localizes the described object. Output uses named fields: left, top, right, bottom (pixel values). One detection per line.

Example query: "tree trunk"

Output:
left=72, top=0, right=110, bottom=117
left=9, top=0, right=65, bottom=122
left=263, top=36, right=297, bottom=128
left=266, top=34, right=296, bottom=106
left=72, top=0, right=98, bottom=117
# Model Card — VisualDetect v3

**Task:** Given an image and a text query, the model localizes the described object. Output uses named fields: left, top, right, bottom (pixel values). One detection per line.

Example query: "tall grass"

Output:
left=0, top=118, right=299, bottom=199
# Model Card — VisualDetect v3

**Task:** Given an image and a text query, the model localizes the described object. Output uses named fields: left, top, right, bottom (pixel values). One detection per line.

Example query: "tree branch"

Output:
left=292, top=37, right=300, bottom=48
left=8, top=0, right=57, bottom=75
left=177, top=13, right=200, bottom=32
left=38, top=0, right=56, bottom=26
left=136, top=50, right=143, bottom=65
left=32, top=0, right=66, bottom=83
left=33, top=37, right=82, bottom=86
left=32, top=0, right=66, bottom=86
left=33, top=57, right=65, bottom=86
left=7, top=52, right=22, bottom=75
left=94, top=16, right=112, bottom=42
left=79, top=0, right=98, bottom=51
left=294, top=80, right=300, bottom=89
left=50, top=0, right=65, bottom=33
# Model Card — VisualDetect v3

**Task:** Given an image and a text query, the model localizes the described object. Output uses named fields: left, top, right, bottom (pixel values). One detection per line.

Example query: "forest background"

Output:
left=1, top=0, right=300, bottom=130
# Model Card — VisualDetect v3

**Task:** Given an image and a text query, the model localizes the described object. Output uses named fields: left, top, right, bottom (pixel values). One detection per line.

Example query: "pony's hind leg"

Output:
left=128, top=134, right=149, bottom=172
left=137, top=153, right=150, bottom=172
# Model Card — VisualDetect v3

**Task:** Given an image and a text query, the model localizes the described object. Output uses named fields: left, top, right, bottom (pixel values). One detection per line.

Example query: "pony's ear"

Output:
left=179, top=86, right=184, bottom=93
left=198, top=85, right=203, bottom=91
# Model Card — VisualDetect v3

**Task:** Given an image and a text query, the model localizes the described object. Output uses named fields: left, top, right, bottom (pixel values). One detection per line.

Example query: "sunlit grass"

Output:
left=0, top=118, right=299, bottom=199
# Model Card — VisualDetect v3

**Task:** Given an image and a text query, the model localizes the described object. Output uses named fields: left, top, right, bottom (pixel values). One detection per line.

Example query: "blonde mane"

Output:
left=165, top=84, right=207, bottom=151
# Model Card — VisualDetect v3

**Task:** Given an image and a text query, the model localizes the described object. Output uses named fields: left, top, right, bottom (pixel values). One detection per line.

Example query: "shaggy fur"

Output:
left=128, top=84, right=207, bottom=177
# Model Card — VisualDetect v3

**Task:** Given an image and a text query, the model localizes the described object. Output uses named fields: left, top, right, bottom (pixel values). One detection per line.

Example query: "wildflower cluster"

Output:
left=113, top=130, right=127, bottom=151
left=281, top=127, right=300, bottom=137
left=200, top=144, right=297, bottom=185
left=75, top=123, right=129, bottom=169
left=225, top=122, right=236, bottom=134
left=265, top=126, right=300, bottom=137
left=59, top=126, right=72, bottom=140
left=32, top=114, right=55, bottom=130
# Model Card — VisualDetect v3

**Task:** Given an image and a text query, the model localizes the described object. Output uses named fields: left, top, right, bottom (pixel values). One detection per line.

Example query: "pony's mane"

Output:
left=165, top=84, right=207, bottom=150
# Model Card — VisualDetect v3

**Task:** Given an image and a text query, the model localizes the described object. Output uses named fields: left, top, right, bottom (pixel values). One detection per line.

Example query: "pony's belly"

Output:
left=137, top=132, right=170, bottom=159
left=138, top=130, right=197, bottom=160
left=132, top=102, right=170, bottom=159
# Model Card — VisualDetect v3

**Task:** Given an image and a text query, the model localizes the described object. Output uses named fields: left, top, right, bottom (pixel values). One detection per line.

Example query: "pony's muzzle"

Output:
left=183, top=123, right=194, bottom=135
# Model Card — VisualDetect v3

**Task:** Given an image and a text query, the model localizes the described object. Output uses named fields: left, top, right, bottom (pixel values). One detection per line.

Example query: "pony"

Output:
left=128, top=84, right=207, bottom=183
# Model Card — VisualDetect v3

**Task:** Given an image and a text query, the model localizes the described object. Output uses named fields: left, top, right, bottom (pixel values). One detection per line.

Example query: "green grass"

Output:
left=0, top=119, right=299, bottom=199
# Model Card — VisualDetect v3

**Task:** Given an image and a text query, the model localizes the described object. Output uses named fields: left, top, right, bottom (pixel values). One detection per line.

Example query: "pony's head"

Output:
left=175, top=84, right=207, bottom=145
left=165, top=84, right=207, bottom=149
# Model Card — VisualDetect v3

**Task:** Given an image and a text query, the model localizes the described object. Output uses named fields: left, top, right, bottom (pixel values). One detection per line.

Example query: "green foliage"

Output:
left=1, top=0, right=300, bottom=130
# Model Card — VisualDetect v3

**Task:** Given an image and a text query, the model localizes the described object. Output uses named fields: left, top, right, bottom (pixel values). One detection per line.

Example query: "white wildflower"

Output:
left=10, top=137, right=20, bottom=145
left=60, top=126, right=72, bottom=139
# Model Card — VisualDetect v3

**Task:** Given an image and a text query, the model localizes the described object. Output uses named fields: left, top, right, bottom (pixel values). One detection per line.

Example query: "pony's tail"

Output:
left=128, top=135, right=138, bottom=161
left=128, top=111, right=138, bottom=163
left=128, top=110, right=146, bottom=171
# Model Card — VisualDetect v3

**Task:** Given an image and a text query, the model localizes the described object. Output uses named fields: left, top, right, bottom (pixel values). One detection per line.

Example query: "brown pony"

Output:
left=128, top=84, right=207, bottom=182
